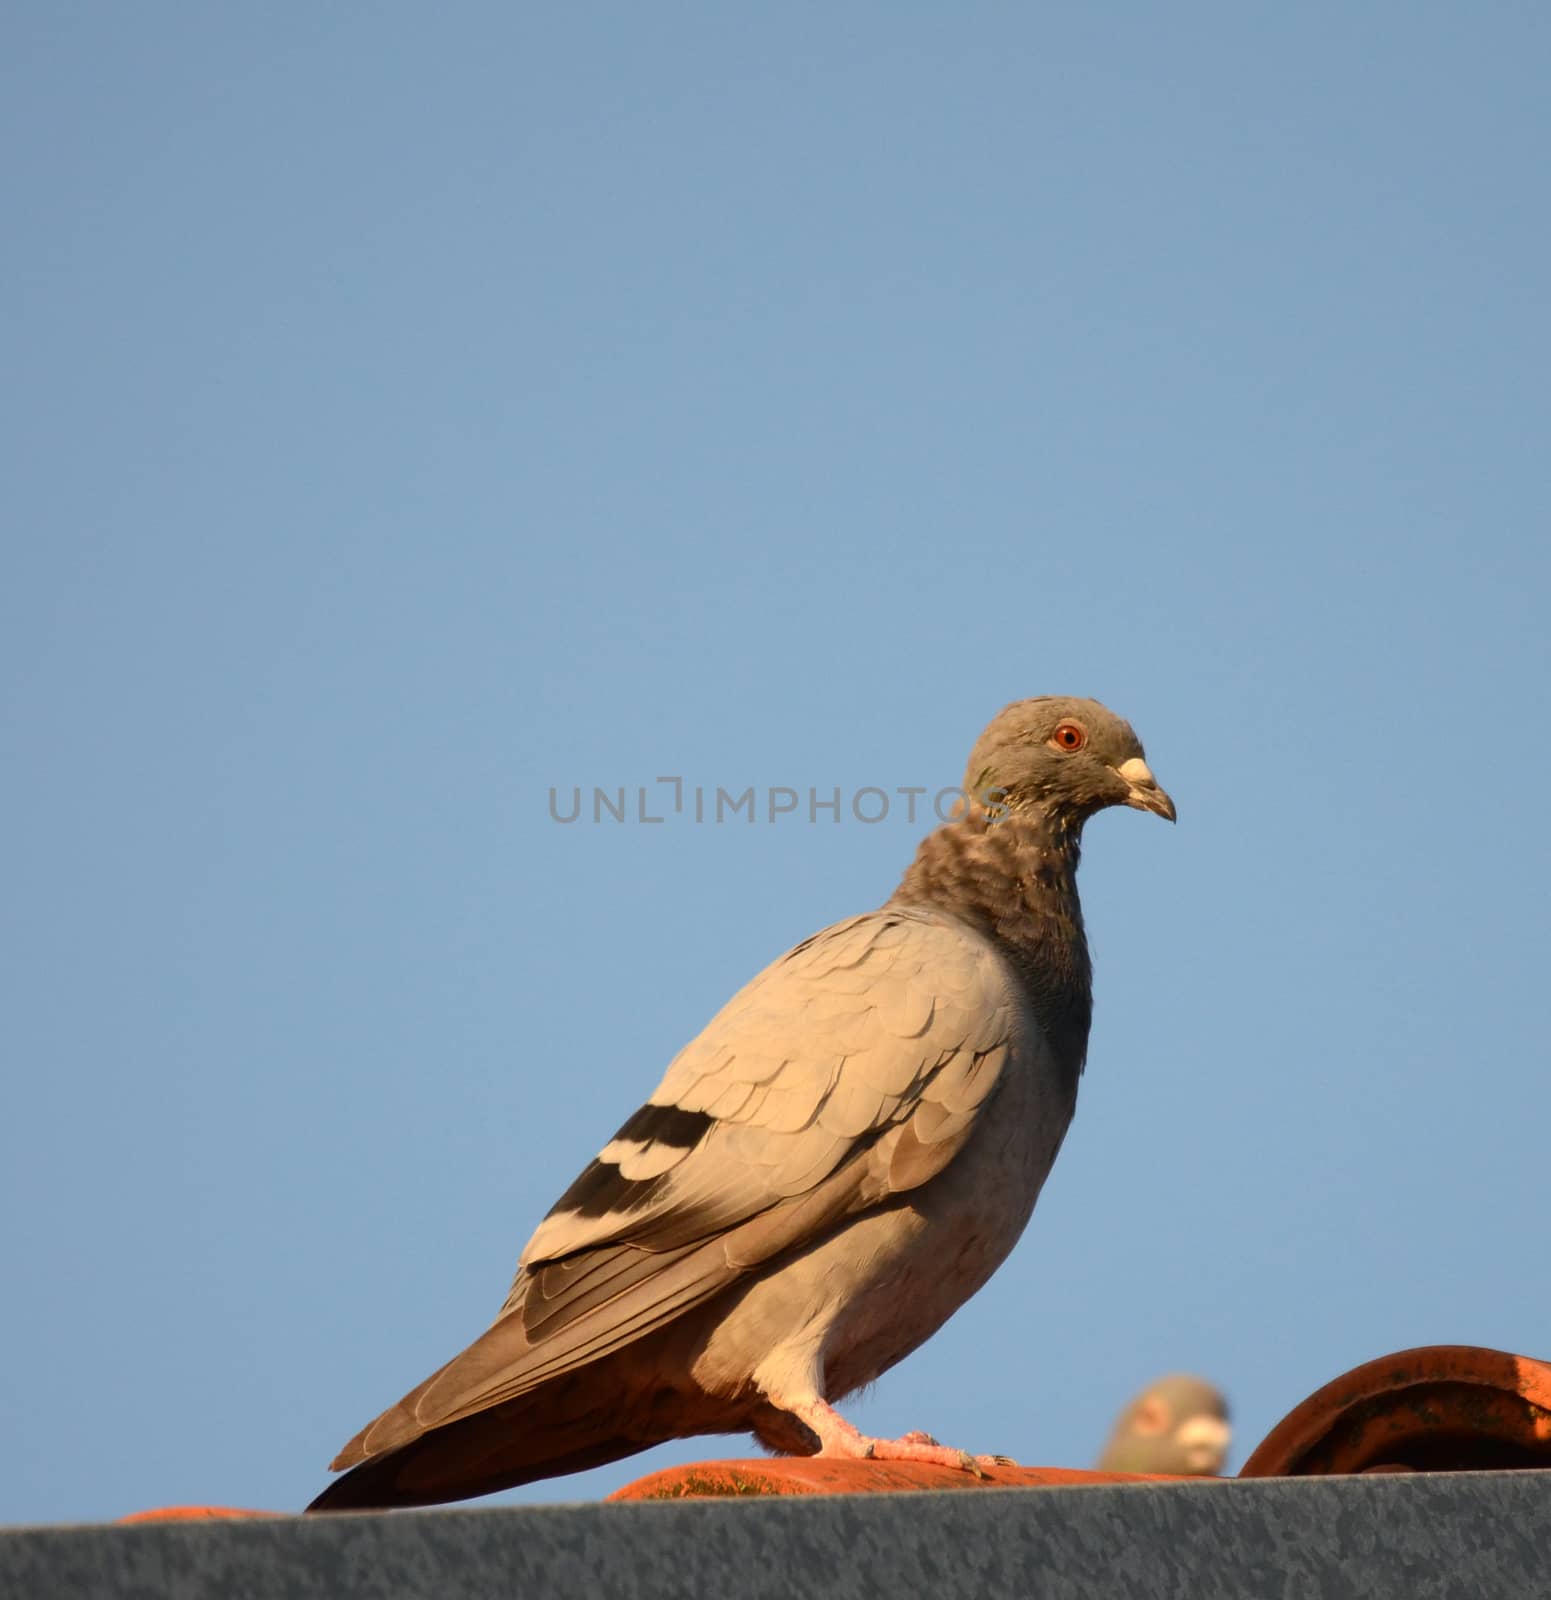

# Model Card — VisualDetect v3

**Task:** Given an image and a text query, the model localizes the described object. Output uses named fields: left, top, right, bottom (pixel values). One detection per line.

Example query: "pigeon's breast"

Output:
left=815, top=1018, right=1075, bottom=1398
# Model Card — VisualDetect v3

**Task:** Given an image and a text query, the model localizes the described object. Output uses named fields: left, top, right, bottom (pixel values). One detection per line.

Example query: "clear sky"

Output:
left=3, top=4, right=1548, bottom=1523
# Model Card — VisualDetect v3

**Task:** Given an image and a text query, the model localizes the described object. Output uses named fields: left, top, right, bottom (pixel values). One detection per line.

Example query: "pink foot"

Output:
left=787, top=1399, right=1014, bottom=1478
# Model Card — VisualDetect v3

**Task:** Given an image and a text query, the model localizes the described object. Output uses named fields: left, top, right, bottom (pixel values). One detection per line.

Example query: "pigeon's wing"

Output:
left=520, top=907, right=1020, bottom=1266
left=331, top=908, right=1030, bottom=1467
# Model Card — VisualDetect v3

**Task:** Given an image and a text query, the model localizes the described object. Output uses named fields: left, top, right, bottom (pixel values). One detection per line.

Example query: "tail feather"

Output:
left=307, top=1369, right=659, bottom=1504
left=308, top=1408, right=653, bottom=1504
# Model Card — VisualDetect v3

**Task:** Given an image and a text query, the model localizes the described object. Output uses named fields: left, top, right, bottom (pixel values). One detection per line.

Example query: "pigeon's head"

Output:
left=1098, top=1375, right=1231, bottom=1476
left=964, top=696, right=1175, bottom=825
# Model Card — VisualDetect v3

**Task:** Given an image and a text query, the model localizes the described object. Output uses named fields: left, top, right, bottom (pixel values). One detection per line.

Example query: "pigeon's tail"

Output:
left=306, top=1402, right=652, bottom=1511
left=306, top=1357, right=672, bottom=1512
left=306, top=1270, right=746, bottom=1511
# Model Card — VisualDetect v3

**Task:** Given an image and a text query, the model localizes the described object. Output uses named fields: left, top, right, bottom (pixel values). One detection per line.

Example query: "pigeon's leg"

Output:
left=784, top=1397, right=1013, bottom=1476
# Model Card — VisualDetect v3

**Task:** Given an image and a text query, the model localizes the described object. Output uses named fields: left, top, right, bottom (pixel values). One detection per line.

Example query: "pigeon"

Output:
left=1097, top=1375, right=1231, bottom=1476
left=308, top=695, right=1174, bottom=1510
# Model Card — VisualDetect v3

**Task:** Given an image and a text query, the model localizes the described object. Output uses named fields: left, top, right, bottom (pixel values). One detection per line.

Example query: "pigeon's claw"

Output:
left=787, top=1399, right=1008, bottom=1476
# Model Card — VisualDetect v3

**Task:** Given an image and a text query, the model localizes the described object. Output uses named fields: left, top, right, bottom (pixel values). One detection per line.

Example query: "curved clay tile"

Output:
left=1240, top=1345, right=1551, bottom=1477
left=606, top=1459, right=1170, bottom=1500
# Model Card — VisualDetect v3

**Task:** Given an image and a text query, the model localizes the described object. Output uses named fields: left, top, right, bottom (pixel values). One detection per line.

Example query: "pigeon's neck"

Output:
left=889, top=807, right=1093, bottom=1080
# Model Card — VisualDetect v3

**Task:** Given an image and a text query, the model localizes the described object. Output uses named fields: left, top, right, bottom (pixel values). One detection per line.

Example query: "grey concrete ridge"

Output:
left=3, top=1472, right=1548, bottom=1599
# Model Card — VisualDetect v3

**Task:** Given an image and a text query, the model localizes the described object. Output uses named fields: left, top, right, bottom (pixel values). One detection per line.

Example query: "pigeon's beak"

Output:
left=1114, top=757, right=1176, bottom=822
left=1175, top=1414, right=1232, bottom=1475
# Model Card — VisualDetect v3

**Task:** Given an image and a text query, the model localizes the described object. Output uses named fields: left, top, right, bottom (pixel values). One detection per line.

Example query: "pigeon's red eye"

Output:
left=1050, top=722, right=1087, bottom=753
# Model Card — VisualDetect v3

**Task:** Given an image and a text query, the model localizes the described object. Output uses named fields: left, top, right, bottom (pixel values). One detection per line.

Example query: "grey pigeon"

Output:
left=1098, top=1375, right=1231, bottom=1476
left=308, top=696, right=1174, bottom=1510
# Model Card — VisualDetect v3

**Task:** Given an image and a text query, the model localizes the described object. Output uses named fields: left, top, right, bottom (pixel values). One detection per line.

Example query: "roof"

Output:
left=8, top=1471, right=1551, bottom=1599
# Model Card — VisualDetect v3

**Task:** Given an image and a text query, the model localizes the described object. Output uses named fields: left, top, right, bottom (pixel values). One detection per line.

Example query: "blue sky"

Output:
left=3, top=4, right=1548, bottom=1522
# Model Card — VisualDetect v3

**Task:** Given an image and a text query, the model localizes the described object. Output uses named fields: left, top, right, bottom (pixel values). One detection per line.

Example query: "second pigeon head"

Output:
left=1098, top=1375, right=1232, bottom=1476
